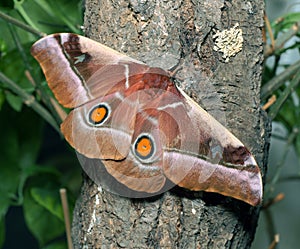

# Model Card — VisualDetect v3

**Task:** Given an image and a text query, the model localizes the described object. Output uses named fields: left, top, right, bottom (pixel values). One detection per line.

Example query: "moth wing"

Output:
left=98, top=89, right=174, bottom=194
left=61, top=91, right=139, bottom=160
left=160, top=87, right=263, bottom=206
left=31, top=33, right=149, bottom=108
left=32, top=34, right=262, bottom=204
left=97, top=87, right=263, bottom=204
left=101, top=152, right=167, bottom=194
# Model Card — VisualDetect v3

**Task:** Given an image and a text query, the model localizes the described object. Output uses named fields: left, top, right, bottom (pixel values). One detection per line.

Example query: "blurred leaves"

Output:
left=30, top=188, right=65, bottom=222
left=0, top=0, right=82, bottom=248
left=262, top=10, right=300, bottom=169
left=273, top=12, right=300, bottom=33
left=5, top=91, right=23, bottom=111
left=261, top=7, right=300, bottom=249
left=24, top=188, right=65, bottom=247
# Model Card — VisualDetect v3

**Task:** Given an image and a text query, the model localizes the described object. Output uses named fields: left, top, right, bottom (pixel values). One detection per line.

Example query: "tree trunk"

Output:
left=72, top=0, right=270, bottom=248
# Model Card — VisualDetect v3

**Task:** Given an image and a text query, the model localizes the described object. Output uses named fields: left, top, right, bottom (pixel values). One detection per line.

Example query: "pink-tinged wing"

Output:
left=31, top=33, right=169, bottom=160
left=60, top=91, right=139, bottom=159
left=102, top=83, right=263, bottom=205
left=100, top=111, right=167, bottom=193
left=31, top=33, right=151, bottom=108
left=159, top=88, right=263, bottom=206
left=97, top=89, right=170, bottom=193
left=59, top=71, right=172, bottom=160
left=31, top=33, right=262, bottom=205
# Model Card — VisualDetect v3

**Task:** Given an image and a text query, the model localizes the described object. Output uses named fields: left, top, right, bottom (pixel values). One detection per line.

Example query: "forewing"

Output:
left=31, top=33, right=149, bottom=108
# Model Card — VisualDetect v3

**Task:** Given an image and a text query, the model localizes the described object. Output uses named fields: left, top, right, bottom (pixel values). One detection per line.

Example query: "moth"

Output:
left=31, top=33, right=262, bottom=206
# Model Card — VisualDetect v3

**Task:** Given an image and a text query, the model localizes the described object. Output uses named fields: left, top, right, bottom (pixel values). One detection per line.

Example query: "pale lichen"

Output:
left=213, top=23, right=243, bottom=62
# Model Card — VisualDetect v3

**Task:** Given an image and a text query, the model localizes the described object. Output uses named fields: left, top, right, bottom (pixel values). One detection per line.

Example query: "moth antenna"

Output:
left=60, top=188, right=74, bottom=249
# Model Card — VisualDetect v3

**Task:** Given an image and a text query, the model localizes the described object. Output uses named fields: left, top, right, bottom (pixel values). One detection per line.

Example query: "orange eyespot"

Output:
left=89, top=104, right=109, bottom=125
left=135, top=135, right=154, bottom=159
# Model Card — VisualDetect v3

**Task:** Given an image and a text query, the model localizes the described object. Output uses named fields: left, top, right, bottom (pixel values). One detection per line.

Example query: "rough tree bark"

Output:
left=72, top=0, right=270, bottom=248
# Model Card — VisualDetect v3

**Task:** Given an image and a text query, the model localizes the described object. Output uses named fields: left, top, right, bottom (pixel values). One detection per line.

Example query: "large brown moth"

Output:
left=31, top=33, right=262, bottom=206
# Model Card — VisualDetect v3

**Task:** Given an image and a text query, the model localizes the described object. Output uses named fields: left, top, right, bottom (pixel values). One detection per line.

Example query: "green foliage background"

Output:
left=0, top=0, right=299, bottom=248
left=0, top=0, right=83, bottom=248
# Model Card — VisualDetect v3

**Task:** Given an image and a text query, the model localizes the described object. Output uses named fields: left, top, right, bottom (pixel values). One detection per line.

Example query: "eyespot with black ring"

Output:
left=88, top=103, right=110, bottom=126
left=133, top=134, right=156, bottom=161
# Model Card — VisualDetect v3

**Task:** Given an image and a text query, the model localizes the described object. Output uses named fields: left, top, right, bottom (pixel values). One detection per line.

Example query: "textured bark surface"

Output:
left=72, top=0, right=270, bottom=248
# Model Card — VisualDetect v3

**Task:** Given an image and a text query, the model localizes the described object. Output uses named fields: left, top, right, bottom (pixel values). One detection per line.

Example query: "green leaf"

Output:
left=30, top=188, right=64, bottom=221
left=0, top=160, right=19, bottom=201
left=23, top=188, right=65, bottom=246
left=0, top=109, right=20, bottom=202
left=0, top=38, right=7, bottom=58
left=0, top=104, right=44, bottom=206
left=22, top=165, right=61, bottom=179
left=277, top=98, right=295, bottom=128
left=0, top=103, right=43, bottom=166
left=5, top=91, right=23, bottom=111
left=0, top=196, right=10, bottom=249
left=0, top=196, right=10, bottom=219
left=0, top=216, right=5, bottom=249
left=0, top=109, right=19, bottom=160
left=0, top=45, right=36, bottom=91
left=0, top=0, right=14, bottom=9
left=270, top=69, right=300, bottom=120
left=0, top=2, right=82, bottom=247
left=0, top=196, right=10, bottom=248
left=16, top=112, right=43, bottom=168
left=14, top=0, right=39, bottom=30
left=7, top=0, right=83, bottom=34
left=42, top=241, right=67, bottom=249
left=273, top=12, right=300, bottom=32
left=277, top=41, right=300, bottom=55
left=17, top=164, right=61, bottom=206
left=32, top=0, right=82, bottom=33
left=0, top=196, right=11, bottom=248
left=0, top=88, right=5, bottom=109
